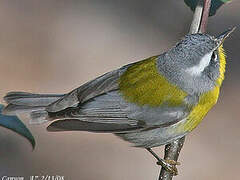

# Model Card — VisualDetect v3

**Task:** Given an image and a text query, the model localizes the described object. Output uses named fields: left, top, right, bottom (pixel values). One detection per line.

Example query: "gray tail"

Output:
left=3, top=91, right=65, bottom=124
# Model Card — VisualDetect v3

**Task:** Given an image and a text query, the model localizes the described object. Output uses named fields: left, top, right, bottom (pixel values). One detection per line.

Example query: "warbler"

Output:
left=2, top=28, right=235, bottom=175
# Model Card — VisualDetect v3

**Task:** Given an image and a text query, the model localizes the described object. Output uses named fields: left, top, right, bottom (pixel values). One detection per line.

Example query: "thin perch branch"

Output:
left=189, top=0, right=204, bottom=33
left=158, top=137, right=185, bottom=180
left=158, top=0, right=212, bottom=179
left=199, top=0, right=212, bottom=33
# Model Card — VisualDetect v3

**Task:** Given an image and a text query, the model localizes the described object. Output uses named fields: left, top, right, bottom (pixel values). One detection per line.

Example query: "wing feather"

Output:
left=46, top=66, right=129, bottom=112
left=45, top=56, right=192, bottom=132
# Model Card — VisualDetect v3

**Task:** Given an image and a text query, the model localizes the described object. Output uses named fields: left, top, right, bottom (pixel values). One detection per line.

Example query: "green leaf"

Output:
left=184, top=0, right=231, bottom=16
left=0, top=104, right=35, bottom=149
left=220, top=0, right=230, bottom=2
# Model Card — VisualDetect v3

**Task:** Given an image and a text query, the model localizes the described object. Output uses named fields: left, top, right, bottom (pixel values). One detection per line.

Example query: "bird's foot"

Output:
left=146, top=148, right=180, bottom=176
left=156, top=159, right=180, bottom=176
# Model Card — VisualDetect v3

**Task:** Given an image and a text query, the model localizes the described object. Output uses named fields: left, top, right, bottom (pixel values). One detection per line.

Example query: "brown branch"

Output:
left=158, top=137, right=185, bottom=180
left=158, top=0, right=212, bottom=180
left=199, top=0, right=212, bottom=33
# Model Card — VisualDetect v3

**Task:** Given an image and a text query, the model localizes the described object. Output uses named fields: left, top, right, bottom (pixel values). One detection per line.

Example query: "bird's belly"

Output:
left=179, top=86, right=220, bottom=132
left=116, top=86, right=220, bottom=148
left=116, top=118, right=189, bottom=148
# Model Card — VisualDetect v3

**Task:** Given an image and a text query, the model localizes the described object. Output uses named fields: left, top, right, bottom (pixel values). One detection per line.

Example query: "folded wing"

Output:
left=46, top=56, right=191, bottom=132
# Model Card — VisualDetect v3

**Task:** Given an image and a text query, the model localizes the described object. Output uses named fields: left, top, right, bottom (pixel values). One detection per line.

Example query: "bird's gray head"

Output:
left=157, top=28, right=235, bottom=95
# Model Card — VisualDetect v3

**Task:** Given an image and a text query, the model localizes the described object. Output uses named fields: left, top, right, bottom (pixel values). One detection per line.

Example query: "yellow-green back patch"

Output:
left=119, top=56, right=187, bottom=107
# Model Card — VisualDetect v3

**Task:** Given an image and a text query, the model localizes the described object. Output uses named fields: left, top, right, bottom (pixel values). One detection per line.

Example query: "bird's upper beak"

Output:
left=215, top=27, right=236, bottom=46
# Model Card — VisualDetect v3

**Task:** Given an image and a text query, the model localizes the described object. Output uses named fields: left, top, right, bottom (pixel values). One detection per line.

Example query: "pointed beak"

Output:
left=215, top=27, right=236, bottom=46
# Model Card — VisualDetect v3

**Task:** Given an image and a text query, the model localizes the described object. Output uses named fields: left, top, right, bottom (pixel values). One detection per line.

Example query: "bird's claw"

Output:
left=165, top=159, right=181, bottom=166
left=156, top=159, right=180, bottom=176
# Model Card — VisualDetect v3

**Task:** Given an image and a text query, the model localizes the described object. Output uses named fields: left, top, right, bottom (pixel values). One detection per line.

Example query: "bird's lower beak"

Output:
left=216, top=27, right=236, bottom=46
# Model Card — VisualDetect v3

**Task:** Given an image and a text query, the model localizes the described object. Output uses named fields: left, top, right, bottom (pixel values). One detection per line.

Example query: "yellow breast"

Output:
left=181, top=45, right=226, bottom=132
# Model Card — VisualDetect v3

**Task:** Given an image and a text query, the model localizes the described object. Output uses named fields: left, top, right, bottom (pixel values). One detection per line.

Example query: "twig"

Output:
left=158, top=137, right=185, bottom=180
left=158, top=0, right=212, bottom=179
left=199, top=0, right=212, bottom=33
left=189, top=0, right=204, bottom=33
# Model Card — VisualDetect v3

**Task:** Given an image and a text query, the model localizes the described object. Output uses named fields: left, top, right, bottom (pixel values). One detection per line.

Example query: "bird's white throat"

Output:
left=186, top=51, right=213, bottom=76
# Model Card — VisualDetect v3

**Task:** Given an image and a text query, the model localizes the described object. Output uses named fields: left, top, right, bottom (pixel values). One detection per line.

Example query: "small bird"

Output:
left=2, top=28, right=235, bottom=175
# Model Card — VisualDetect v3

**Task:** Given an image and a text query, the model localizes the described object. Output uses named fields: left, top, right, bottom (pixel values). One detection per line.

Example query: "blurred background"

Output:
left=0, top=0, right=239, bottom=179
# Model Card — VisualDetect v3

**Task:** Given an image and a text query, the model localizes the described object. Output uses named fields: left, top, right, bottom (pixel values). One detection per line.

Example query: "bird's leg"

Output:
left=146, top=148, right=180, bottom=176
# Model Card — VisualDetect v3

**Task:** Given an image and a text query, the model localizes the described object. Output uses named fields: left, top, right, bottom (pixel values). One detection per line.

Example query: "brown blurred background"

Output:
left=0, top=0, right=239, bottom=179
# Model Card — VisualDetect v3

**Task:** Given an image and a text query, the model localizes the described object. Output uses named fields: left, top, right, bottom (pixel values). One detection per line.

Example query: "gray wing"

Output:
left=47, top=91, right=141, bottom=132
left=46, top=66, right=128, bottom=113
left=47, top=91, right=190, bottom=132
left=45, top=61, right=191, bottom=133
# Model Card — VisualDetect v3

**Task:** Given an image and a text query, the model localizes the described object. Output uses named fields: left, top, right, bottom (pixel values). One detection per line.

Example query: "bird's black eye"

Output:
left=211, top=51, right=218, bottom=62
